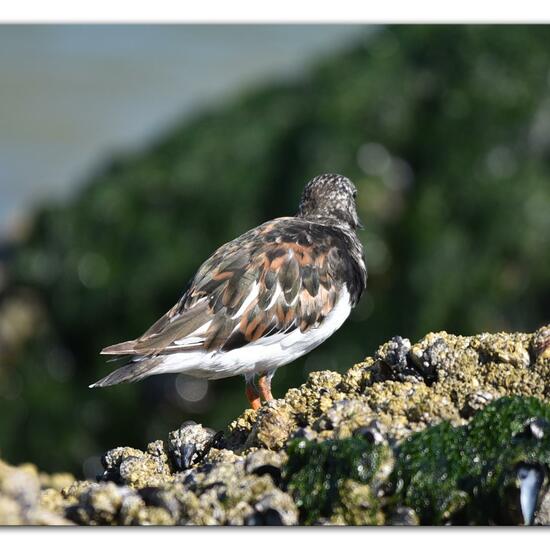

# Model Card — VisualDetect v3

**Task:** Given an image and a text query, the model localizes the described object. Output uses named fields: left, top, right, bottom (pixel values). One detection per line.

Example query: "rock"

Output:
left=177, top=461, right=298, bottom=525
left=333, top=480, right=385, bottom=525
left=391, top=396, right=550, bottom=525
left=532, top=325, right=550, bottom=362
left=62, top=479, right=174, bottom=526
left=284, top=371, right=346, bottom=426
left=245, top=400, right=297, bottom=451
left=246, top=490, right=298, bottom=526
left=313, top=398, right=380, bottom=442
left=284, top=437, right=393, bottom=525
left=473, top=332, right=531, bottom=369
left=0, top=460, right=72, bottom=525
left=244, top=449, right=286, bottom=485
left=371, top=336, right=418, bottom=383
left=460, top=390, right=495, bottom=418
left=100, top=444, right=172, bottom=489
left=39, top=472, right=75, bottom=492
left=388, top=506, right=420, bottom=526
left=534, top=488, right=550, bottom=526
left=168, top=422, right=220, bottom=471
left=2, top=326, right=550, bottom=525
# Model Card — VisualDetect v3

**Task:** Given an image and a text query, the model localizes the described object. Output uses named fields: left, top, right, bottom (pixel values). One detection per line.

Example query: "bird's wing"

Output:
left=101, top=217, right=363, bottom=357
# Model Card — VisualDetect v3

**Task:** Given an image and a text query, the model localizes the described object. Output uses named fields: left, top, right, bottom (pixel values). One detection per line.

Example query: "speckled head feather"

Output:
left=298, top=174, right=362, bottom=230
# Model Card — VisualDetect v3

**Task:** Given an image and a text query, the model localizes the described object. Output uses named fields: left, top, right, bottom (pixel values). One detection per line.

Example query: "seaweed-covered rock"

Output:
left=391, top=396, right=550, bottom=525
left=1, top=326, right=549, bottom=525
left=284, top=437, right=393, bottom=525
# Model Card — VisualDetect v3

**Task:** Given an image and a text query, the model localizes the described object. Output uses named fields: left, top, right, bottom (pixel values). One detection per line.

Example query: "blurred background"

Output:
left=0, top=25, right=549, bottom=478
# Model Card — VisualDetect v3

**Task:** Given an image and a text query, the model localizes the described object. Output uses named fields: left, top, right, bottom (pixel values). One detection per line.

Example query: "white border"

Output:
left=2, top=0, right=550, bottom=23
left=0, top=527, right=547, bottom=547
left=1, top=2, right=549, bottom=542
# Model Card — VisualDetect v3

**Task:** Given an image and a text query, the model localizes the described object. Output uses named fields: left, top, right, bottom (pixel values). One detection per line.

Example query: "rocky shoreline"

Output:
left=1, top=325, right=549, bottom=525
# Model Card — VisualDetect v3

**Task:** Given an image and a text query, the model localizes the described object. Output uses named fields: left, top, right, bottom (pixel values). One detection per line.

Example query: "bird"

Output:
left=90, top=174, right=367, bottom=410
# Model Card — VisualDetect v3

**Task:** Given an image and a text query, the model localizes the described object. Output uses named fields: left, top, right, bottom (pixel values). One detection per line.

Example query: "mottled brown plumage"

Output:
left=93, top=174, right=367, bottom=410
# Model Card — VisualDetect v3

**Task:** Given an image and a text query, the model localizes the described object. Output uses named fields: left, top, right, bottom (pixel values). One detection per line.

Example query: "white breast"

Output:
left=150, top=287, right=353, bottom=380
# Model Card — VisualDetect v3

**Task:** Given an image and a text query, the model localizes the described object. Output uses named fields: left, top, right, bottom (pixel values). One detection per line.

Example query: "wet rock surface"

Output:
left=1, top=326, right=549, bottom=525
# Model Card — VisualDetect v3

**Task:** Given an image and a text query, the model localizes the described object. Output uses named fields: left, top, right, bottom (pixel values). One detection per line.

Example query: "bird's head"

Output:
left=297, top=173, right=363, bottom=230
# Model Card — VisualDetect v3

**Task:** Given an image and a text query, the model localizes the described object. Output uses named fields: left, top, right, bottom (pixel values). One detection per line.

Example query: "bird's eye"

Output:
left=352, top=190, right=357, bottom=199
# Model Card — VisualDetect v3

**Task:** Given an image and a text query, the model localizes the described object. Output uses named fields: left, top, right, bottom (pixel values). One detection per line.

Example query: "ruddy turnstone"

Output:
left=91, top=174, right=367, bottom=410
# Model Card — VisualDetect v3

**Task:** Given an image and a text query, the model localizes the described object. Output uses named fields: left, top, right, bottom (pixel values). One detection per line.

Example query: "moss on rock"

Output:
left=284, top=437, right=392, bottom=525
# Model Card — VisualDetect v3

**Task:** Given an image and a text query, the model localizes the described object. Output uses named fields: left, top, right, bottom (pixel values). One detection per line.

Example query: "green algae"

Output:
left=392, top=396, right=550, bottom=525
left=281, top=394, right=550, bottom=526
left=284, top=437, right=391, bottom=525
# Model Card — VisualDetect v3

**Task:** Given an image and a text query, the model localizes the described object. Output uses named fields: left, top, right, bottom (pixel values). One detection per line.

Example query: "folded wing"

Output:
left=100, top=218, right=356, bottom=359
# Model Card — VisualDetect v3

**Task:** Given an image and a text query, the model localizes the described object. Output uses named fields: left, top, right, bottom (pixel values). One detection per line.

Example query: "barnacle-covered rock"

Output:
left=244, top=449, right=286, bottom=485
left=225, top=409, right=258, bottom=449
left=531, top=325, right=550, bottom=362
left=370, top=336, right=418, bottom=383
left=313, top=398, right=374, bottom=437
left=285, top=370, right=347, bottom=426
left=39, top=471, right=75, bottom=492
left=472, top=332, right=531, bottom=369
left=0, top=460, right=72, bottom=525
left=531, top=325, right=550, bottom=400
left=245, top=489, right=298, bottom=525
left=460, top=390, right=496, bottom=418
left=177, top=461, right=298, bottom=525
left=100, top=443, right=172, bottom=489
left=388, top=505, right=419, bottom=526
left=534, top=486, right=550, bottom=525
left=168, top=422, right=221, bottom=470
left=3, top=326, right=550, bottom=526
left=65, top=481, right=174, bottom=525
left=349, top=329, right=549, bottom=442
left=245, top=400, right=297, bottom=451
left=331, top=479, right=385, bottom=525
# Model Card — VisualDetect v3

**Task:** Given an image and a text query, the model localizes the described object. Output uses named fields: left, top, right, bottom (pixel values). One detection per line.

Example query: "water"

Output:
left=0, top=25, right=368, bottom=236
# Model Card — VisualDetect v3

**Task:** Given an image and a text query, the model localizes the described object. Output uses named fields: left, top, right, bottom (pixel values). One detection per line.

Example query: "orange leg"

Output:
left=258, top=373, right=274, bottom=402
left=245, top=382, right=261, bottom=410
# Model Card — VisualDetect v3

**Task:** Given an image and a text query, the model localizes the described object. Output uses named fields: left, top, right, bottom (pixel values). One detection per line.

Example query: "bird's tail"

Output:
left=100, top=339, right=138, bottom=355
left=89, top=356, right=162, bottom=388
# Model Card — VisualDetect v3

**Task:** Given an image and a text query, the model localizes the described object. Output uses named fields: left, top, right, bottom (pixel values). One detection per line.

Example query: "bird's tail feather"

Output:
left=89, top=356, right=162, bottom=388
left=100, top=339, right=138, bottom=355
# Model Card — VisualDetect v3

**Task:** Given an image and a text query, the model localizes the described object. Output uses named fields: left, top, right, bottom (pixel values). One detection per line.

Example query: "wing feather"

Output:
left=101, top=217, right=363, bottom=358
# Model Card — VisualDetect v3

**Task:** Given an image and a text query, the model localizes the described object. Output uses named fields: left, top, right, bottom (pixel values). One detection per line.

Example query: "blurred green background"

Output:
left=0, top=25, right=549, bottom=477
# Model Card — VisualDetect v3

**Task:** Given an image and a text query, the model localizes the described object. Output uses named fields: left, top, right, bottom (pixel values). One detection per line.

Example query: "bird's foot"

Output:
left=258, top=373, right=274, bottom=402
left=245, top=373, right=274, bottom=410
